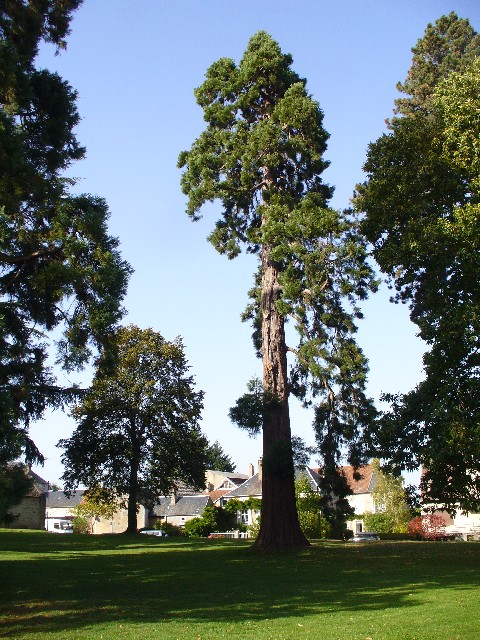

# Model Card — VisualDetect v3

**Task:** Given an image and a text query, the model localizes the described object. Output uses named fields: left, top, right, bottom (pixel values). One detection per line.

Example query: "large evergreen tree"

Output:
left=60, top=326, right=208, bottom=533
left=0, top=0, right=131, bottom=486
left=179, top=32, right=377, bottom=550
left=355, top=13, right=480, bottom=512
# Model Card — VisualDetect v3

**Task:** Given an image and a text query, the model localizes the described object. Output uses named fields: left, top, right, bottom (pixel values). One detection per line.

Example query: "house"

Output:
left=205, top=469, right=250, bottom=492
left=45, top=490, right=149, bottom=533
left=150, top=494, right=212, bottom=528
left=45, top=490, right=84, bottom=532
left=5, top=468, right=48, bottom=530
left=222, top=460, right=322, bottom=529
left=419, top=468, right=480, bottom=540
left=339, top=464, right=377, bottom=534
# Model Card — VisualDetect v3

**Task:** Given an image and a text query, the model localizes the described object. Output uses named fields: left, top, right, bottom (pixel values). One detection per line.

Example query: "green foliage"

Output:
left=155, top=521, right=182, bottom=537
left=295, top=474, right=329, bottom=539
left=74, top=487, right=121, bottom=522
left=363, top=512, right=396, bottom=534
left=204, top=440, right=236, bottom=472
left=369, top=460, right=411, bottom=533
left=0, top=464, right=33, bottom=524
left=59, top=325, right=208, bottom=532
left=0, top=1, right=131, bottom=473
left=180, top=31, right=377, bottom=548
left=355, top=13, right=480, bottom=513
left=72, top=514, right=89, bottom=534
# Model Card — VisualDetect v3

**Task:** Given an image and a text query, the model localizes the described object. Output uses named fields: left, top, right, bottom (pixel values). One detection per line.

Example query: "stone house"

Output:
left=149, top=494, right=212, bottom=529
left=5, top=468, right=48, bottom=530
left=223, top=461, right=322, bottom=529
left=45, top=490, right=149, bottom=533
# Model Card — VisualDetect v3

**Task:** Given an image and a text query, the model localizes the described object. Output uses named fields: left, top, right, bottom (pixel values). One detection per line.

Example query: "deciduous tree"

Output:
left=59, top=326, right=208, bottom=533
left=179, top=32, right=377, bottom=549
left=355, top=13, right=480, bottom=513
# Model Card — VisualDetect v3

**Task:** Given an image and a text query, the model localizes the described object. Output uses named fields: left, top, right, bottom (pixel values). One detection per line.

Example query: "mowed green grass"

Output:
left=1, top=530, right=479, bottom=640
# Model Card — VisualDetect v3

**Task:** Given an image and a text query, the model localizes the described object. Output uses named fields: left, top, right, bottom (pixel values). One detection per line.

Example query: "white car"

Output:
left=350, top=532, right=380, bottom=542
left=140, top=529, right=168, bottom=537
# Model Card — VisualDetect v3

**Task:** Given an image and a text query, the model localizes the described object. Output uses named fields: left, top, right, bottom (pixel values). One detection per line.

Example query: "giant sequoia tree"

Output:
left=355, top=13, right=480, bottom=512
left=0, top=0, right=131, bottom=483
left=60, top=326, right=208, bottom=533
left=179, top=32, right=376, bottom=549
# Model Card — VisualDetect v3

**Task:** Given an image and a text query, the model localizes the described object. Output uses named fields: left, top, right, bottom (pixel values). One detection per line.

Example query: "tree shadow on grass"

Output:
left=1, top=531, right=479, bottom=637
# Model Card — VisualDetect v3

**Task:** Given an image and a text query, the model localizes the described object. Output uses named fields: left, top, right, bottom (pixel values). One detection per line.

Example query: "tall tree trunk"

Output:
left=253, top=245, right=309, bottom=550
left=127, top=419, right=140, bottom=533
left=127, top=457, right=139, bottom=533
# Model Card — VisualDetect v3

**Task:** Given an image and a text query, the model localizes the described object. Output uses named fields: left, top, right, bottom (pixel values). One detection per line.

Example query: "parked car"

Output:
left=140, top=529, right=168, bottom=537
left=350, top=532, right=380, bottom=542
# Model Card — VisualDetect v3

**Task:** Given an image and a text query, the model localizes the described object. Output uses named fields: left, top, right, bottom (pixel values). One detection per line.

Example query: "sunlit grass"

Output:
left=1, top=529, right=479, bottom=639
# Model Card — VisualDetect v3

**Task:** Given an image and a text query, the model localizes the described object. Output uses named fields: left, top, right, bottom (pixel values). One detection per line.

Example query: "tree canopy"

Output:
left=355, top=13, right=480, bottom=512
left=179, top=31, right=377, bottom=549
left=59, top=325, right=208, bottom=533
left=0, top=0, right=131, bottom=481
left=205, top=440, right=236, bottom=472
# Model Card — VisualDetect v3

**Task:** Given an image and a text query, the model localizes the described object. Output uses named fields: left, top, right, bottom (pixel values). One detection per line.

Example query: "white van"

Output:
left=46, top=518, right=74, bottom=533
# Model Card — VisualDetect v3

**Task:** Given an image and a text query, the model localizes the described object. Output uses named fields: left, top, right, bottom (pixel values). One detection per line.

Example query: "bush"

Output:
left=156, top=521, right=183, bottom=537
left=72, top=515, right=89, bottom=534
left=408, top=514, right=446, bottom=540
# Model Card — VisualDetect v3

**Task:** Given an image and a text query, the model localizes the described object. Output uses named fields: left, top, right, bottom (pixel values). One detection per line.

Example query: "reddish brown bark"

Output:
left=252, top=245, right=309, bottom=550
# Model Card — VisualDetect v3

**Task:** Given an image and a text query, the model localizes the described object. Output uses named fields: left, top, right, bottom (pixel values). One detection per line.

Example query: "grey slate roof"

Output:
left=224, top=466, right=321, bottom=499
left=295, top=467, right=322, bottom=492
left=223, top=473, right=262, bottom=498
left=152, top=495, right=211, bottom=517
left=46, top=490, right=85, bottom=508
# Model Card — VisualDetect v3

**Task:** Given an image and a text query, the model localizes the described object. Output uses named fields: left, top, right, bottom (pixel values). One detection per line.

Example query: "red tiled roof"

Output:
left=311, top=464, right=375, bottom=494
left=205, top=489, right=231, bottom=503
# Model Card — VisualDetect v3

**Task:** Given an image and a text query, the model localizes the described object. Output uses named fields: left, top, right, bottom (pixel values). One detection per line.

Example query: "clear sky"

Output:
left=30, top=0, right=479, bottom=485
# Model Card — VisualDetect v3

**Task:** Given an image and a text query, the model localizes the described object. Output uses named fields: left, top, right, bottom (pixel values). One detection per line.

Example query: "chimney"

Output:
left=170, top=489, right=177, bottom=506
left=258, top=457, right=263, bottom=481
left=248, top=463, right=254, bottom=478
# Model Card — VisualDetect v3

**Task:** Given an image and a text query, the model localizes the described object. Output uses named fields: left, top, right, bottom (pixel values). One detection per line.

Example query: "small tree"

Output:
left=369, top=460, right=411, bottom=533
left=295, top=474, right=329, bottom=539
left=72, top=486, right=122, bottom=532
left=60, top=325, right=208, bottom=533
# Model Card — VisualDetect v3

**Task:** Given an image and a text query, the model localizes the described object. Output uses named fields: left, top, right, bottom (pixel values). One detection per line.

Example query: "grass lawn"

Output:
left=1, top=530, right=479, bottom=640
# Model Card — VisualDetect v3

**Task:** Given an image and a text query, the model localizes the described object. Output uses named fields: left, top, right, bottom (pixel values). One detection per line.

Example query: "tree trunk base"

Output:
left=251, top=529, right=311, bottom=552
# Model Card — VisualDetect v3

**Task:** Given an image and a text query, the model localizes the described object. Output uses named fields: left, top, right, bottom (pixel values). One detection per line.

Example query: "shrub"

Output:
left=156, top=521, right=183, bottom=537
left=72, top=515, right=89, bottom=534
left=408, top=514, right=446, bottom=540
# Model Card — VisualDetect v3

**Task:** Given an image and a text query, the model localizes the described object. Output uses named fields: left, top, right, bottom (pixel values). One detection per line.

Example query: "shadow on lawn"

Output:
left=1, top=531, right=479, bottom=637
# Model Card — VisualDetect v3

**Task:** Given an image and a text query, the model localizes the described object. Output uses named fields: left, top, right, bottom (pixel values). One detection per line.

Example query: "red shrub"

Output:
left=408, top=514, right=446, bottom=540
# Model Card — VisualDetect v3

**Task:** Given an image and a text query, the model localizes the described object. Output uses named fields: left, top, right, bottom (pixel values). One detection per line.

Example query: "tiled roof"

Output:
left=207, top=489, right=232, bottom=503
left=152, top=495, right=211, bottom=517
left=224, top=473, right=262, bottom=498
left=338, top=465, right=375, bottom=494
left=46, top=490, right=85, bottom=508
left=310, top=465, right=376, bottom=494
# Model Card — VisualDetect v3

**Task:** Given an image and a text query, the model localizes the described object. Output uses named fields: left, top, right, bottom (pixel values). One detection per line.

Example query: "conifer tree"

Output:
left=0, top=0, right=131, bottom=482
left=179, top=32, right=376, bottom=550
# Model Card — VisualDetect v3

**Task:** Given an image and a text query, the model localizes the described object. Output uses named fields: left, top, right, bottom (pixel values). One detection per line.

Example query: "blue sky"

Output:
left=31, top=0, right=479, bottom=485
